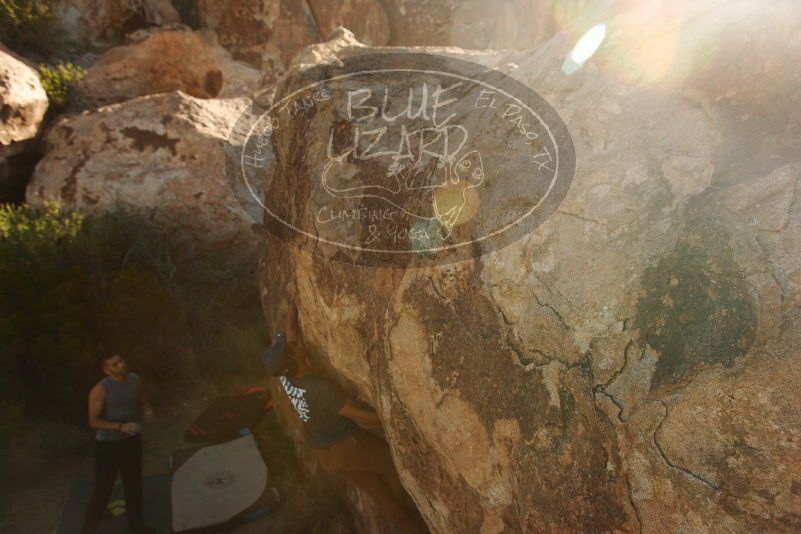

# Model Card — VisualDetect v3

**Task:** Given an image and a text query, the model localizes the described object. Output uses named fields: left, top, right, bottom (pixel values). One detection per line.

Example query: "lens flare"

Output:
left=571, top=23, right=608, bottom=63
left=563, top=23, right=607, bottom=74
left=433, top=183, right=481, bottom=229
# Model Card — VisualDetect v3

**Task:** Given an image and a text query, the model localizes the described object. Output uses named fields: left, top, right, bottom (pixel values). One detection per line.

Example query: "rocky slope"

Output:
left=254, top=1, right=801, bottom=532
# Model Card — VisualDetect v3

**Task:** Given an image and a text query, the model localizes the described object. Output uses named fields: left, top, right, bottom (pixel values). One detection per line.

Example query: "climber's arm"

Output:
left=338, top=399, right=382, bottom=426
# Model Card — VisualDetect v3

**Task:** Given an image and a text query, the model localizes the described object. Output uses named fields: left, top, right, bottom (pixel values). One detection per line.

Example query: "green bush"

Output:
left=38, top=62, right=85, bottom=108
left=0, top=203, right=266, bottom=428
left=0, top=0, right=55, bottom=54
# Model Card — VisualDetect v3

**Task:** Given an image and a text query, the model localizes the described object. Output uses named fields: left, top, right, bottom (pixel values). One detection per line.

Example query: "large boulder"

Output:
left=79, top=26, right=260, bottom=106
left=27, top=91, right=253, bottom=253
left=0, top=47, right=48, bottom=147
left=254, top=0, right=801, bottom=532
left=0, top=44, right=49, bottom=203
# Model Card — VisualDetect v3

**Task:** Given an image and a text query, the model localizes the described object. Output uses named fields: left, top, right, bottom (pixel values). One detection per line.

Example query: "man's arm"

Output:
left=337, top=399, right=382, bottom=426
left=88, top=384, right=135, bottom=432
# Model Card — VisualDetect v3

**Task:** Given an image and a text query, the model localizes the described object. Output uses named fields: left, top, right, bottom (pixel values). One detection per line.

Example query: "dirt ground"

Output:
left=0, top=374, right=354, bottom=534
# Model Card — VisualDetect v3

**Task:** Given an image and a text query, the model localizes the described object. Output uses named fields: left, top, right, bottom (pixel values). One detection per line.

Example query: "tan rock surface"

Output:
left=307, top=0, right=390, bottom=46
left=79, top=26, right=260, bottom=106
left=381, top=0, right=592, bottom=49
left=27, top=91, right=253, bottom=253
left=195, top=0, right=319, bottom=79
left=194, top=0, right=394, bottom=83
left=0, top=46, right=48, bottom=147
left=194, top=0, right=591, bottom=80
left=255, top=1, right=801, bottom=532
left=0, top=44, right=49, bottom=202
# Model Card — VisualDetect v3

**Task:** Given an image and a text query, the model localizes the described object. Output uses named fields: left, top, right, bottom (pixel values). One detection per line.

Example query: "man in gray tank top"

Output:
left=80, top=354, right=155, bottom=534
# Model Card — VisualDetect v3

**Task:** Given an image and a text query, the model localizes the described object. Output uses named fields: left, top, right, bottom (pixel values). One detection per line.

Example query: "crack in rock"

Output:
left=654, top=401, right=721, bottom=491
left=593, top=388, right=626, bottom=422
left=592, top=338, right=645, bottom=422
left=626, top=478, right=644, bottom=534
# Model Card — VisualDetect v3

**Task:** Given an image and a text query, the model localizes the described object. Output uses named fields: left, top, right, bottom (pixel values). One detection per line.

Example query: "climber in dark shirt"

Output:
left=262, top=291, right=427, bottom=534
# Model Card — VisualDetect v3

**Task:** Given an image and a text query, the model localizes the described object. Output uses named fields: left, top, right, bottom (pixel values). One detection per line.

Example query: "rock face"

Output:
left=381, top=0, right=593, bottom=49
left=27, top=91, right=253, bottom=252
left=0, top=45, right=49, bottom=203
left=193, top=0, right=592, bottom=80
left=194, top=0, right=391, bottom=80
left=47, top=0, right=181, bottom=49
left=307, top=0, right=390, bottom=46
left=195, top=0, right=319, bottom=77
left=256, top=1, right=801, bottom=532
left=79, top=26, right=260, bottom=106
left=0, top=47, right=48, bottom=147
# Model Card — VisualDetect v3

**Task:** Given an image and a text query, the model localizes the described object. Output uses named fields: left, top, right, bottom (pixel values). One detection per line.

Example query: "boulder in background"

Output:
left=0, top=44, right=48, bottom=203
left=46, top=0, right=181, bottom=50
left=79, top=25, right=261, bottom=107
left=27, top=91, right=254, bottom=254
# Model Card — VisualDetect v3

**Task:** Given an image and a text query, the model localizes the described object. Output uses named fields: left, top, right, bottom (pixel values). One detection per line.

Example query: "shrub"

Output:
left=0, top=203, right=266, bottom=429
left=38, top=62, right=85, bottom=108
left=0, top=0, right=55, bottom=54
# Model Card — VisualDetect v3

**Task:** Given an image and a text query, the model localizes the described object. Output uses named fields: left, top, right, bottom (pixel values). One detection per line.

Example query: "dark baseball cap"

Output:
left=261, top=331, right=290, bottom=376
